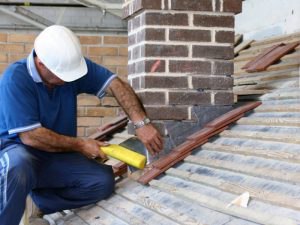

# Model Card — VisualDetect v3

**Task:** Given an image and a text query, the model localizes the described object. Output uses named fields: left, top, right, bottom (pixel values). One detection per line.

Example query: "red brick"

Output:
left=103, top=36, right=128, bottom=45
left=8, top=33, right=36, bottom=43
left=132, top=16, right=141, bottom=30
left=77, top=127, right=85, bottom=137
left=0, top=44, right=24, bottom=53
left=132, top=46, right=141, bottom=60
left=8, top=54, right=27, bottom=62
left=171, top=0, right=213, bottom=11
left=119, top=47, right=128, bottom=56
left=117, top=66, right=128, bottom=77
left=124, top=0, right=163, bottom=18
left=216, top=31, right=235, bottom=44
left=0, top=33, right=7, bottom=42
left=142, top=76, right=188, bottom=89
left=192, top=76, right=233, bottom=90
left=128, top=63, right=135, bottom=75
left=144, top=12, right=189, bottom=26
left=169, top=29, right=211, bottom=42
left=169, top=91, right=211, bottom=105
left=128, top=34, right=136, bottom=46
left=135, top=60, right=166, bottom=74
left=103, top=56, right=128, bottom=66
left=101, top=97, right=119, bottom=106
left=169, top=60, right=211, bottom=74
left=77, top=117, right=102, bottom=126
left=86, top=107, right=117, bottom=117
left=144, top=44, right=188, bottom=57
left=214, top=92, right=234, bottom=105
left=0, top=53, right=7, bottom=63
left=79, top=36, right=101, bottom=45
left=132, top=0, right=162, bottom=14
left=77, top=95, right=101, bottom=106
left=193, top=45, right=234, bottom=60
left=131, top=76, right=141, bottom=90
left=223, top=0, right=242, bottom=13
left=138, top=28, right=166, bottom=42
left=145, top=106, right=189, bottom=120
left=0, top=63, right=8, bottom=74
left=194, top=15, right=234, bottom=28
left=88, top=47, right=118, bottom=56
left=137, top=91, right=166, bottom=105
left=213, top=61, right=233, bottom=75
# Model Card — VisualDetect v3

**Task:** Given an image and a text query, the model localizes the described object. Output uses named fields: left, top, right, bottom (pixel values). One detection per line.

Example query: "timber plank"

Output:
left=76, top=205, right=129, bottom=225
left=185, top=153, right=300, bottom=184
left=234, top=48, right=300, bottom=66
left=236, top=117, right=300, bottom=127
left=234, top=40, right=254, bottom=56
left=150, top=180, right=298, bottom=225
left=254, top=104, right=300, bottom=112
left=234, top=70, right=299, bottom=86
left=234, top=89, right=270, bottom=95
left=251, top=32, right=300, bottom=47
left=202, top=142, right=300, bottom=164
left=235, top=47, right=300, bottom=64
left=116, top=180, right=236, bottom=225
left=238, top=36, right=300, bottom=57
left=234, top=77, right=299, bottom=92
left=98, top=195, right=180, bottom=225
left=166, top=167, right=300, bottom=211
left=234, top=61, right=300, bottom=75
left=220, top=130, right=300, bottom=145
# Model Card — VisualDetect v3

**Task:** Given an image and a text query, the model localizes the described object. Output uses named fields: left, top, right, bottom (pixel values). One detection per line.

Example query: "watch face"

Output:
left=134, top=117, right=151, bottom=129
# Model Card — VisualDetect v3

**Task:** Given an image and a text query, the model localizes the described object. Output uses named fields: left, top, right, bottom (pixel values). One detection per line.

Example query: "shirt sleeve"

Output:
left=75, top=58, right=117, bottom=98
left=0, top=65, right=41, bottom=135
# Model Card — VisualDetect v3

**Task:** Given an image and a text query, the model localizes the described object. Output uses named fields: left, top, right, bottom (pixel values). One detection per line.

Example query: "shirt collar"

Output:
left=27, top=49, right=42, bottom=83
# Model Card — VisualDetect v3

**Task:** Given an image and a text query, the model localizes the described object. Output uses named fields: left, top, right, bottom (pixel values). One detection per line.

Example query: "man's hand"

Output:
left=135, top=124, right=163, bottom=155
left=78, top=139, right=109, bottom=160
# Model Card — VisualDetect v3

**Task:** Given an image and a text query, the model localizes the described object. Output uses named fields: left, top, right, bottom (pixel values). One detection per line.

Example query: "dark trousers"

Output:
left=0, top=139, right=115, bottom=225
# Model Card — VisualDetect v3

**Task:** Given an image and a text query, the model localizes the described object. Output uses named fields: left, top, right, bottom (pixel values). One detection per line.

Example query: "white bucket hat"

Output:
left=34, top=25, right=87, bottom=82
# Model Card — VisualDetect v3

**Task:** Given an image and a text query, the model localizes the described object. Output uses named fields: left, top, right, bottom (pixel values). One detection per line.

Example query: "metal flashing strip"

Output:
left=138, top=101, right=262, bottom=185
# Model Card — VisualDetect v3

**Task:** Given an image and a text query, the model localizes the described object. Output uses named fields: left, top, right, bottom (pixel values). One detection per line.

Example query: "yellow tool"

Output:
left=100, top=144, right=146, bottom=169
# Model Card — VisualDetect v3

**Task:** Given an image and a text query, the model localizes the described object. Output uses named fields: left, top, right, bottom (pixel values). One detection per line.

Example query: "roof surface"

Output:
left=47, top=32, right=300, bottom=225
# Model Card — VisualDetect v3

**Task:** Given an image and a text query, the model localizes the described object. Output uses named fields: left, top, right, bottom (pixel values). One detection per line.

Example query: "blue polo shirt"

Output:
left=0, top=50, right=116, bottom=142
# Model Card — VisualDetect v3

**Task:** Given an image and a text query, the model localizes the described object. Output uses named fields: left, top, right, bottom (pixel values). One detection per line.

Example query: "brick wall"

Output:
left=123, top=0, right=241, bottom=150
left=0, top=32, right=128, bottom=137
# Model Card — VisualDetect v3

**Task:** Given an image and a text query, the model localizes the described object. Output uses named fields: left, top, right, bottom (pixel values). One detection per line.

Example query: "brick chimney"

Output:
left=123, top=0, right=242, bottom=153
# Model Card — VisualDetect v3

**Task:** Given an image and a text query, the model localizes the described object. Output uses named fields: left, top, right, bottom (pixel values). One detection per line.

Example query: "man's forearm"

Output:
left=19, top=127, right=83, bottom=153
left=108, top=78, right=146, bottom=121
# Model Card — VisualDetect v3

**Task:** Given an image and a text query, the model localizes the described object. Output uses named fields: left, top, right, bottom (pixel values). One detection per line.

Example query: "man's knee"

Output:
left=94, top=165, right=115, bottom=200
left=5, top=146, right=35, bottom=188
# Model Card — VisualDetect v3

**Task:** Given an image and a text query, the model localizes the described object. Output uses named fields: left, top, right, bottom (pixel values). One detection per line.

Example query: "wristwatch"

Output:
left=133, top=117, right=151, bottom=129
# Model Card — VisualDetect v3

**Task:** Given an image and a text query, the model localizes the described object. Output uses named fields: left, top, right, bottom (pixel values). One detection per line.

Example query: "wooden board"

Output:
left=149, top=179, right=299, bottom=225
left=185, top=152, right=300, bottom=184
left=234, top=40, right=254, bottom=56
left=202, top=142, right=300, bottom=164
left=236, top=117, right=300, bottom=127
left=116, top=180, right=239, bottom=225
left=234, top=69, right=298, bottom=85
left=166, top=166, right=300, bottom=211
left=254, top=104, right=300, bottom=112
left=76, top=205, right=129, bottom=225
left=98, top=195, right=180, bottom=225
left=220, top=130, right=300, bottom=145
